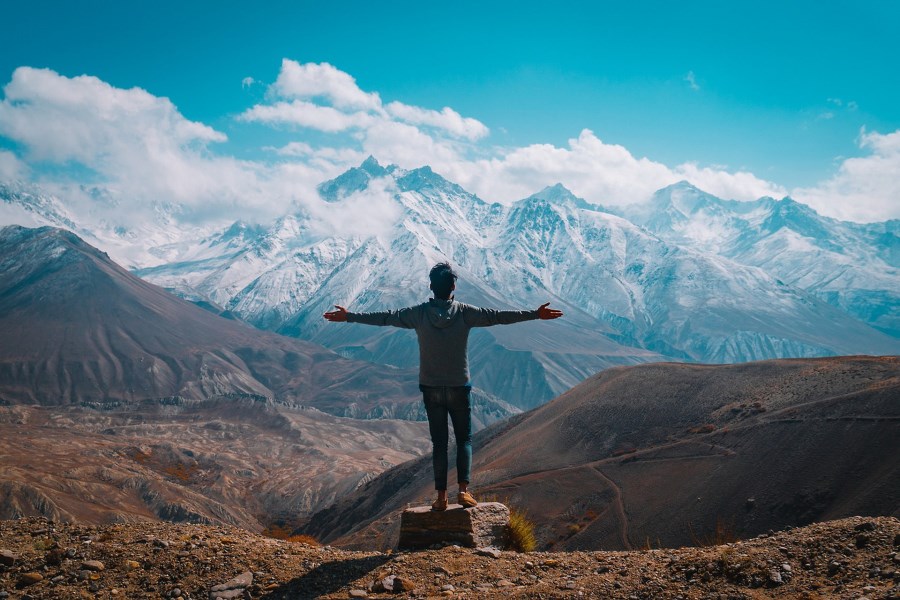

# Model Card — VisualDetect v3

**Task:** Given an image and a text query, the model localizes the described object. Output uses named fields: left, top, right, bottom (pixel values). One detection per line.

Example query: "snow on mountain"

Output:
left=3, top=162, right=897, bottom=412
left=625, top=181, right=900, bottom=336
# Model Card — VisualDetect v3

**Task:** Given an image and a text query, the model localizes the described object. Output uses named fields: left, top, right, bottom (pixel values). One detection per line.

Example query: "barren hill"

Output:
left=1, top=515, right=898, bottom=598
left=0, top=225, right=517, bottom=425
left=303, top=356, right=900, bottom=551
left=0, top=224, right=421, bottom=416
left=0, top=225, right=435, bottom=529
left=0, top=400, right=428, bottom=530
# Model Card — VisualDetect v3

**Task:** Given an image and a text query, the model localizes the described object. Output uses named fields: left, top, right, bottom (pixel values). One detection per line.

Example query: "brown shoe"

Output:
left=457, top=491, right=477, bottom=508
left=431, top=497, right=448, bottom=512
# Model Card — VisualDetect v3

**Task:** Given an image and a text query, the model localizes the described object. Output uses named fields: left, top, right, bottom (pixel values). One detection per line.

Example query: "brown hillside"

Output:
left=0, top=225, right=419, bottom=416
left=0, top=400, right=428, bottom=530
left=303, top=356, right=900, bottom=551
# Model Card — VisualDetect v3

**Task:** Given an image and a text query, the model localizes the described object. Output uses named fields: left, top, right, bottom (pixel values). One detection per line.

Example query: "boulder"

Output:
left=398, top=502, right=509, bottom=550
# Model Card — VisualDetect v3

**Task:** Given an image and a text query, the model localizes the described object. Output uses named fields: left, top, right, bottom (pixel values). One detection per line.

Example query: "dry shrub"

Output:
left=262, top=523, right=320, bottom=546
left=161, top=461, right=199, bottom=482
left=285, top=534, right=321, bottom=546
left=689, top=516, right=739, bottom=546
left=508, top=508, right=537, bottom=552
left=687, top=424, right=717, bottom=434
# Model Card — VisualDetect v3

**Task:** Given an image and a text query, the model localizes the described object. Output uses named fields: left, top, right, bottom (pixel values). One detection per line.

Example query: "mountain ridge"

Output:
left=2, top=161, right=898, bottom=411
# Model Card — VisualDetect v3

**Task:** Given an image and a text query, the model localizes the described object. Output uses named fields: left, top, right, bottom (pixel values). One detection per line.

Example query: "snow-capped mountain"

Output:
left=2, top=161, right=897, bottom=411
left=624, top=182, right=900, bottom=337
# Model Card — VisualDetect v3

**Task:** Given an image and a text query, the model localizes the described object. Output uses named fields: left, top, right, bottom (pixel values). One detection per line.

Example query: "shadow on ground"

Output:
left=263, top=555, right=391, bottom=599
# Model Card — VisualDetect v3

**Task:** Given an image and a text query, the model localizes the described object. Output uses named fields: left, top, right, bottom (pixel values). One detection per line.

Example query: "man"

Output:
left=323, top=262, right=563, bottom=511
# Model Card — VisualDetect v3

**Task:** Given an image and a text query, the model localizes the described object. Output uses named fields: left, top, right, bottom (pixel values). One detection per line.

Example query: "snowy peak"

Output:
left=527, top=183, right=579, bottom=204
left=396, top=166, right=465, bottom=196
left=649, top=181, right=726, bottom=218
left=761, top=196, right=831, bottom=238
left=317, top=156, right=394, bottom=202
left=520, top=183, right=610, bottom=216
left=359, top=155, right=388, bottom=177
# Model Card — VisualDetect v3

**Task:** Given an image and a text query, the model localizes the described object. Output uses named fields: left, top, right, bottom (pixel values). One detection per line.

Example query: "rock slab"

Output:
left=399, top=502, right=509, bottom=550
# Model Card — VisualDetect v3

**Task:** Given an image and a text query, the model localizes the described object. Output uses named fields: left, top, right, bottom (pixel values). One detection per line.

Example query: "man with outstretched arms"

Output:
left=324, top=262, right=563, bottom=511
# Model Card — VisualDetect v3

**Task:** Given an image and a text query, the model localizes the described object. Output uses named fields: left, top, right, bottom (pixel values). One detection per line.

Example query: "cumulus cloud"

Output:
left=240, top=99, right=374, bottom=131
left=0, top=149, right=28, bottom=179
left=385, top=102, right=489, bottom=140
left=241, top=76, right=256, bottom=88
left=2, top=61, right=897, bottom=238
left=241, top=60, right=489, bottom=155
left=266, top=142, right=365, bottom=170
left=271, top=59, right=381, bottom=110
left=304, top=174, right=403, bottom=239
left=792, top=128, right=900, bottom=222
left=0, top=67, right=225, bottom=164
left=0, top=67, right=301, bottom=228
left=437, top=130, right=784, bottom=207
left=673, top=162, right=787, bottom=202
left=242, top=62, right=783, bottom=208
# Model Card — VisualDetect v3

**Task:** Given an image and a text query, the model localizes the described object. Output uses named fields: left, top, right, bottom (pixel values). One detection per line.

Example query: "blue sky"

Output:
left=1, top=0, right=898, bottom=222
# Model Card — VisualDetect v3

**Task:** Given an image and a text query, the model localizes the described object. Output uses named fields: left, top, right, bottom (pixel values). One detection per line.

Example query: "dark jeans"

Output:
left=420, top=384, right=472, bottom=491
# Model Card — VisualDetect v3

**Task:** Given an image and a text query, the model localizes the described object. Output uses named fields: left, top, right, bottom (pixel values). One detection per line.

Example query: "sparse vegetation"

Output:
left=507, top=508, right=537, bottom=552
left=262, top=522, right=321, bottom=546
left=161, top=461, right=200, bottom=482
left=689, top=516, right=739, bottom=546
left=687, top=423, right=717, bottom=434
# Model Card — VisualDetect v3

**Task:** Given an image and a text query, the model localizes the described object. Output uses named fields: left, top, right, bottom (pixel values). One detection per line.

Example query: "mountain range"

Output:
left=1, top=160, right=898, bottom=411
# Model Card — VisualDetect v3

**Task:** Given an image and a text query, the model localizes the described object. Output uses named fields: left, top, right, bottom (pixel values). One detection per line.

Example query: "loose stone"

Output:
left=0, top=549, right=17, bottom=566
left=17, top=572, right=44, bottom=588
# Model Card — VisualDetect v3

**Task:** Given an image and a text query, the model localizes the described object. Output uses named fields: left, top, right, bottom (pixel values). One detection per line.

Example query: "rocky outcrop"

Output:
left=399, top=502, right=509, bottom=550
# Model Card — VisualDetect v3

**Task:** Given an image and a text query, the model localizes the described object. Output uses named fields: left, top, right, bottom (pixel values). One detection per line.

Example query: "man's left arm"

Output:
left=464, top=302, right=563, bottom=327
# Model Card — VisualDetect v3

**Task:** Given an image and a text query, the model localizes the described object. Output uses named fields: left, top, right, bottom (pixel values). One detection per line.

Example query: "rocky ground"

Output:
left=1, top=515, right=898, bottom=599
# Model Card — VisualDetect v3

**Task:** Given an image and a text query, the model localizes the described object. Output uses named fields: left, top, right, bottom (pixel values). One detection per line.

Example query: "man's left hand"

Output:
left=537, top=302, right=563, bottom=320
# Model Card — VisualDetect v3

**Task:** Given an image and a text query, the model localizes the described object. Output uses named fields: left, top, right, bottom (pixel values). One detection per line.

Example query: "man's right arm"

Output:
left=324, top=305, right=419, bottom=329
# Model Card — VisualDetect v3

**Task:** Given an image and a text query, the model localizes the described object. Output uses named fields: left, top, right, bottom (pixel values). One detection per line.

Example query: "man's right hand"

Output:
left=537, top=302, right=563, bottom=320
left=323, top=305, right=349, bottom=322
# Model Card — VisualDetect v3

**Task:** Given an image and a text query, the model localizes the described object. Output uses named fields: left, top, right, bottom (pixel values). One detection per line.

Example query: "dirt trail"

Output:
left=591, top=466, right=632, bottom=550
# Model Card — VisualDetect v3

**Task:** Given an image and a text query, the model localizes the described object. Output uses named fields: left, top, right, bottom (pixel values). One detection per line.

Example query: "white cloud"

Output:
left=437, top=130, right=784, bottom=207
left=241, top=76, right=256, bottom=88
left=361, top=119, right=465, bottom=170
left=266, top=142, right=365, bottom=169
left=304, top=175, right=403, bottom=239
left=0, top=149, right=28, bottom=179
left=673, top=162, right=787, bottom=202
left=242, top=60, right=487, bottom=163
left=385, top=101, right=488, bottom=140
left=684, top=71, right=700, bottom=91
left=0, top=67, right=224, bottom=165
left=271, top=59, right=381, bottom=110
left=0, top=67, right=292, bottom=226
left=792, top=128, right=900, bottom=222
left=240, top=99, right=374, bottom=131
left=2, top=62, right=897, bottom=236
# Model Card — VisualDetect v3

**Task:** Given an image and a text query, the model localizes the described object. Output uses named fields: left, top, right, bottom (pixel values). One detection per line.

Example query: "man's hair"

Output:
left=429, top=262, right=458, bottom=299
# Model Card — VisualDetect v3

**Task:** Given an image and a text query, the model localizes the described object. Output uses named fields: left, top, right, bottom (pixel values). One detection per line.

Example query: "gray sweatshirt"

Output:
left=347, top=299, right=539, bottom=387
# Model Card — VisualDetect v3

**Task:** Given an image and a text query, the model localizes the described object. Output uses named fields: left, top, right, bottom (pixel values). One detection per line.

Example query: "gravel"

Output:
left=0, top=516, right=898, bottom=599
